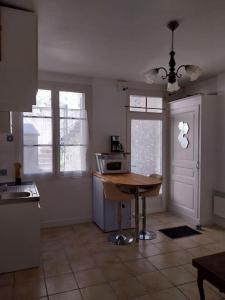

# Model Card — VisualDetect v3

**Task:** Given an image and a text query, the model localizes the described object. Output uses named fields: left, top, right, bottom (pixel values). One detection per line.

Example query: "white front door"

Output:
left=170, top=101, right=200, bottom=222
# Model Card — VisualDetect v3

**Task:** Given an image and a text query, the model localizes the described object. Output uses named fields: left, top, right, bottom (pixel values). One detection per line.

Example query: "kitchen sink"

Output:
left=0, top=192, right=31, bottom=200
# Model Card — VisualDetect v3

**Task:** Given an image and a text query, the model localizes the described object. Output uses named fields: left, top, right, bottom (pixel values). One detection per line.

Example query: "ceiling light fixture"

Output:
left=144, top=20, right=202, bottom=93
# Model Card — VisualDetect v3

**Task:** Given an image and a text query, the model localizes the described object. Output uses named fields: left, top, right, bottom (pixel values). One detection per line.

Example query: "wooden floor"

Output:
left=1, top=212, right=225, bottom=300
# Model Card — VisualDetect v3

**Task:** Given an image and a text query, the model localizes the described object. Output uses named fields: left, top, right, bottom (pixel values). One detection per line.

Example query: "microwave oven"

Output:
left=95, top=153, right=130, bottom=174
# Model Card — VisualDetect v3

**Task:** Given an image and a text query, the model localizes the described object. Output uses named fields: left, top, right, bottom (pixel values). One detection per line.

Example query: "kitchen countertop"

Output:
left=0, top=181, right=40, bottom=204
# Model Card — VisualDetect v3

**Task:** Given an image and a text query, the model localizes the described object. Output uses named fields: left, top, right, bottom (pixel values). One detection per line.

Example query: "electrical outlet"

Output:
left=0, top=169, right=7, bottom=176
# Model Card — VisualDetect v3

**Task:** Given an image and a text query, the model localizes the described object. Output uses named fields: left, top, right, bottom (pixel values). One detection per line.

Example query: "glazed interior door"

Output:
left=128, top=112, right=163, bottom=213
left=170, top=102, right=200, bottom=221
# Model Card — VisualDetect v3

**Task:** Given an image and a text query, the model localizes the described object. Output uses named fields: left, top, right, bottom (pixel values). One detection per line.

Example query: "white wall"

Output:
left=0, top=71, right=164, bottom=227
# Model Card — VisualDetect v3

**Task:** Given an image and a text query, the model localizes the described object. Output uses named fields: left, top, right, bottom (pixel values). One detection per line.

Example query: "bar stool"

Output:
left=139, top=174, right=163, bottom=240
left=102, top=180, right=134, bottom=245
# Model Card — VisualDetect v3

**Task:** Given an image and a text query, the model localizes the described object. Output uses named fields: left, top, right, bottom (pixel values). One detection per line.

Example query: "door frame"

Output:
left=126, top=102, right=167, bottom=212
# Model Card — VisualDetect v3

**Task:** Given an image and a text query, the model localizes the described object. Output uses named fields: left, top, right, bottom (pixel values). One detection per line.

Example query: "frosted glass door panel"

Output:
left=131, top=120, right=162, bottom=175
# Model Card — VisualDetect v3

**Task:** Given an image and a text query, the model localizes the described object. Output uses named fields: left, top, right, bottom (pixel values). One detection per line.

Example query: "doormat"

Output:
left=159, top=225, right=201, bottom=239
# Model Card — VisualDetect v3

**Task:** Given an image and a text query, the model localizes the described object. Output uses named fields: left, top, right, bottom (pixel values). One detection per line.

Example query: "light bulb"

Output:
left=167, top=81, right=180, bottom=93
left=185, top=65, right=202, bottom=81
left=144, top=69, right=159, bottom=84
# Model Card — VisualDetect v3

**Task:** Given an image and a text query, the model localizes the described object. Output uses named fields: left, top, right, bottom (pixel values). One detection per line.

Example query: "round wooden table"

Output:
left=94, top=172, right=162, bottom=242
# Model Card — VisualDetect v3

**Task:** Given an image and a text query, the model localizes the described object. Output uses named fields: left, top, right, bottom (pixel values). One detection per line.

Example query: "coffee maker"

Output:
left=111, top=135, right=124, bottom=152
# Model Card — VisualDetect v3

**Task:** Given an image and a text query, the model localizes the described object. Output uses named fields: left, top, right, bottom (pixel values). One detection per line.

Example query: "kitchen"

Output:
left=0, top=1, right=225, bottom=300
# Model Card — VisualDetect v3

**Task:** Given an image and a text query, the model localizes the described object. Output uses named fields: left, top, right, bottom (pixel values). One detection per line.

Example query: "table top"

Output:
left=193, top=252, right=225, bottom=284
left=93, top=172, right=162, bottom=187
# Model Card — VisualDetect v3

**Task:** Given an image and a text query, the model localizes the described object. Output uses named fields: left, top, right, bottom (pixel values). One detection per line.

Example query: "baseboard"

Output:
left=148, top=207, right=166, bottom=214
left=169, top=205, right=199, bottom=225
left=41, top=216, right=92, bottom=228
left=213, top=215, right=225, bottom=228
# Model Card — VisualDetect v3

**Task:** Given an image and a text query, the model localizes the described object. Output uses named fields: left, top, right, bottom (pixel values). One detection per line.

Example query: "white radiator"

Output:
left=213, top=190, right=225, bottom=218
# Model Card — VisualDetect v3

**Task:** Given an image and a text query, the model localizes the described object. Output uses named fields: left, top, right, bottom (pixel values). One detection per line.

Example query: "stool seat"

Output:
left=102, top=180, right=134, bottom=245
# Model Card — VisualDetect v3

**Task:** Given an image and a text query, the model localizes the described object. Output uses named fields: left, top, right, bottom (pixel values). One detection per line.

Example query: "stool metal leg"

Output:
left=109, top=201, right=133, bottom=245
left=139, top=196, right=156, bottom=240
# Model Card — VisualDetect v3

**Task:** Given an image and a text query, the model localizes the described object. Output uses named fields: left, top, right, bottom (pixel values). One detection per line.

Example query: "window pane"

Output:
left=131, top=119, right=162, bottom=175
left=147, top=97, right=163, bottom=113
left=60, top=108, right=87, bottom=119
left=60, top=119, right=87, bottom=145
left=130, top=95, right=146, bottom=112
left=60, top=146, right=87, bottom=172
left=23, top=117, right=52, bottom=145
left=24, top=89, right=52, bottom=117
left=59, top=91, right=84, bottom=112
left=24, top=146, right=53, bottom=174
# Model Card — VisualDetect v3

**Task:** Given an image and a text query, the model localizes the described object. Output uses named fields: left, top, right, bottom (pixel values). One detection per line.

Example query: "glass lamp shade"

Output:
left=185, top=65, right=202, bottom=81
left=144, top=69, right=159, bottom=84
left=167, top=80, right=180, bottom=93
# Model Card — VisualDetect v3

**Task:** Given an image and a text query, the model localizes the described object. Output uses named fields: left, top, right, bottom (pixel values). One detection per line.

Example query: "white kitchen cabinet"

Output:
left=169, top=95, right=219, bottom=225
left=0, top=6, right=37, bottom=112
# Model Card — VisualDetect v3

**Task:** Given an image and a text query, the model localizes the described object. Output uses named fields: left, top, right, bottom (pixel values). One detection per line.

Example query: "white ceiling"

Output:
left=3, top=0, right=225, bottom=83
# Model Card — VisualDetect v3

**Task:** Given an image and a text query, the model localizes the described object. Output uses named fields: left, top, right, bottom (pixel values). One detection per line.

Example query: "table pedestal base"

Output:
left=139, top=230, right=157, bottom=240
left=109, top=233, right=134, bottom=245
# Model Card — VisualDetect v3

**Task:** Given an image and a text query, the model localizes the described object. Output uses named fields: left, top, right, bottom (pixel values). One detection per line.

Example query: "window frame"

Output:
left=19, top=81, right=91, bottom=179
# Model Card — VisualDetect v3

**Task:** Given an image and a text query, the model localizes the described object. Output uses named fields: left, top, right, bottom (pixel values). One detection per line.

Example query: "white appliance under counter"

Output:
left=0, top=182, right=40, bottom=273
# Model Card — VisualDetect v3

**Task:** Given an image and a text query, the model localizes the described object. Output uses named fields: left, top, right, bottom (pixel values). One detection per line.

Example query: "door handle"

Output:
left=196, top=161, right=200, bottom=169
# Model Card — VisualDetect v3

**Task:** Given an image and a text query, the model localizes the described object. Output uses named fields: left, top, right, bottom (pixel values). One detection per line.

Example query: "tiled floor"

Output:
left=1, top=212, right=225, bottom=300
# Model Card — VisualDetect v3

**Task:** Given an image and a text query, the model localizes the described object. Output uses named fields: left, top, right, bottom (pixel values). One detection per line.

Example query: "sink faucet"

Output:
left=0, top=184, right=7, bottom=192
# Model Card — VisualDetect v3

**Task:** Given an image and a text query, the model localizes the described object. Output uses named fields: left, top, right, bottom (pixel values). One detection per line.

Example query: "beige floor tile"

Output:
left=81, top=283, right=117, bottom=300
left=69, top=256, right=96, bottom=272
left=190, top=234, right=215, bottom=245
left=75, top=268, right=106, bottom=288
left=186, top=246, right=214, bottom=258
left=133, top=296, right=153, bottom=300
left=0, top=272, right=14, bottom=287
left=117, top=247, right=143, bottom=261
left=14, top=279, right=47, bottom=300
left=161, top=266, right=196, bottom=285
left=148, top=250, right=193, bottom=269
left=46, top=273, right=78, bottom=295
left=175, top=237, right=200, bottom=249
left=178, top=282, right=222, bottom=300
left=110, top=277, right=147, bottom=299
left=150, top=233, right=170, bottom=244
left=205, top=281, right=225, bottom=299
left=151, top=287, right=187, bottom=299
left=101, top=263, right=132, bottom=281
left=93, top=251, right=121, bottom=266
left=138, top=244, right=163, bottom=257
left=49, top=290, right=82, bottom=300
left=124, top=258, right=156, bottom=275
left=15, top=267, right=44, bottom=282
left=182, top=264, right=198, bottom=276
left=0, top=286, right=13, bottom=300
left=204, top=243, right=225, bottom=253
left=154, top=241, right=183, bottom=254
left=137, top=270, right=173, bottom=292
left=44, top=259, right=72, bottom=277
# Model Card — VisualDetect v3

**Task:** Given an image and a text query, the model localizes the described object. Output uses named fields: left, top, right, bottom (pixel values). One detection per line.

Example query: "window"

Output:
left=23, top=89, right=53, bottom=174
left=131, top=119, right=162, bottom=175
left=23, top=88, right=89, bottom=175
left=59, top=91, right=87, bottom=172
left=130, top=95, right=163, bottom=113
